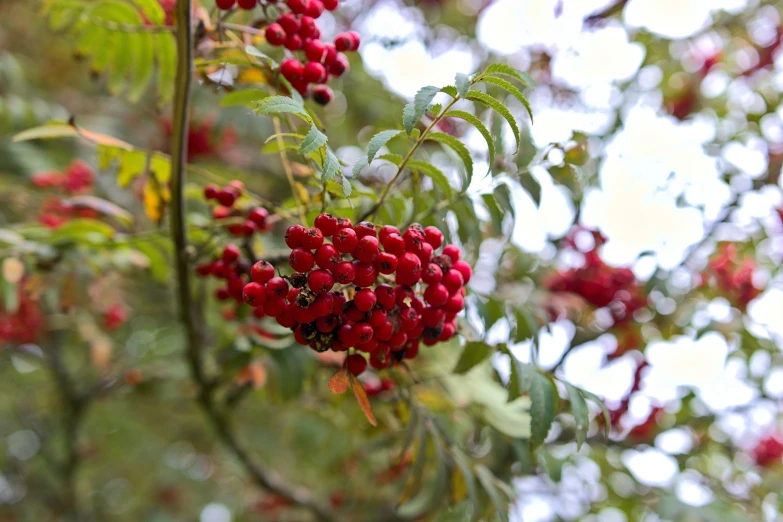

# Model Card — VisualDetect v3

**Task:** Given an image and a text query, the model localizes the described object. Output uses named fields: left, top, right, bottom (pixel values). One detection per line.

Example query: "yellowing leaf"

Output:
left=291, top=162, right=314, bottom=177
left=329, top=368, right=350, bottom=394
left=143, top=176, right=170, bottom=223
left=237, top=67, right=268, bottom=85
left=294, top=182, right=311, bottom=206
left=451, top=468, right=468, bottom=504
left=350, top=375, right=377, bottom=426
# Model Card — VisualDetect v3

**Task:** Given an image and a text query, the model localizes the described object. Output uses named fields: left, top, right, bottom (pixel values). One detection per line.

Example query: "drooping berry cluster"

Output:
left=251, top=0, right=357, bottom=104
left=203, top=181, right=272, bottom=238
left=240, top=214, right=472, bottom=376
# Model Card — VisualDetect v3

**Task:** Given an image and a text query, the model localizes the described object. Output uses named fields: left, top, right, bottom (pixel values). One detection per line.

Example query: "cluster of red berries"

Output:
left=699, top=243, right=760, bottom=310
left=239, top=214, right=472, bottom=376
left=203, top=181, right=272, bottom=238
left=31, top=160, right=100, bottom=229
left=0, top=284, right=44, bottom=346
left=753, top=435, right=783, bottom=467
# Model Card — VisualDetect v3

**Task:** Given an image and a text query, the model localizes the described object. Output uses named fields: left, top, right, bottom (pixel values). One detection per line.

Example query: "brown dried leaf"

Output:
left=328, top=368, right=349, bottom=394
left=350, top=375, right=377, bottom=426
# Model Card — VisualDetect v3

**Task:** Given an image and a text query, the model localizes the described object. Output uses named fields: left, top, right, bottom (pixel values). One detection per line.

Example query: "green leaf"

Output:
left=50, top=219, right=115, bottom=245
left=478, top=76, right=533, bottom=122
left=107, top=33, right=132, bottom=95
left=403, top=85, right=440, bottom=135
left=256, top=96, right=312, bottom=123
left=455, top=73, right=470, bottom=97
left=480, top=63, right=534, bottom=89
left=367, top=129, right=404, bottom=164
left=529, top=372, right=557, bottom=447
left=536, top=447, right=563, bottom=482
left=549, top=164, right=581, bottom=196
left=445, top=110, right=494, bottom=169
left=341, top=174, right=353, bottom=198
left=564, top=383, right=589, bottom=449
left=451, top=448, right=480, bottom=522
left=220, top=89, right=268, bottom=107
left=453, top=342, right=495, bottom=374
left=322, top=150, right=341, bottom=183
left=128, top=30, right=154, bottom=102
left=351, top=156, right=368, bottom=177
left=465, top=90, right=521, bottom=150
left=155, top=33, right=176, bottom=105
left=474, top=465, right=509, bottom=522
left=519, top=173, right=542, bottom=206
left=377, top=153, right=404, bottom=166
left=407, top=160, right=452, bottom=197
left=244, top=45, right=278, bottom=67
left=300, top=125, right=328, bottom=155
left=425, top=132, right=473, bottom=186
left=130, top=0, right=165, bottom=24
left=133, top=239, right=170, bottom=282
left=582, top=390, right=611, bottom=439
left=441, top=85, right=458, bottom=98
left=514, top=307, right=537, bottom=342
left=12, top=121, right=77, bottom=142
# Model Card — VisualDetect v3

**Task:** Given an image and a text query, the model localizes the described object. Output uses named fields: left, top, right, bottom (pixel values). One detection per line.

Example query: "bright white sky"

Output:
left=348, top=0, right=783, bottom=520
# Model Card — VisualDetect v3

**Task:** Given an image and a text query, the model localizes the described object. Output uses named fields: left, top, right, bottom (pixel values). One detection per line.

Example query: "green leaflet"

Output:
left=300, top=125, right=328, bottom=155
left=479, top=63, right=535, bottom=89
left=465, top=90, right=521, bottom=150
left=444, top=110, right=495, bottom=169
left=425, top=132, right=473, bottom=187
left=155, top=32, right=176, bottom=105
left=581, top=389, right=612, bottom=438
left=256, top=96, right=313, bottom=123
left=406, top=159, right=453, bottom=197
left=220, top=89, right=268, bottom=107
left=128, top=28, right=154, bottom=102
left=455, top=73, right=471, bottom=97
left=477, top=75, right=533, bottom=122
left=564, top=383, right=590, bottom=449
left=129, top=0, right=165, bottom=24
left=474, top=465, right=509, bottom=522
left=367, top=129, right=404, bottom=163
left=403, top=85, right=440, bottom=135
left=529, top=371, right=558, bottom=447
left=451, top=448, right=481, bottom=522
left=322, top=149, right=341, bottom=183
left=453, top=341, right=495, bottom=374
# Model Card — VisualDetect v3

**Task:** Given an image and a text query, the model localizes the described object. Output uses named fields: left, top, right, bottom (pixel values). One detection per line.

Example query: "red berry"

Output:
left=204, top=184, right=219, bottom=199
left=301, top=227, right=324, bottom=249
left=217, top=189, right=238, bottom=207
left=345, top=304, right=366, bottom=323
left=375, top=284, right=395, bottom=309
left=248, top=207, right=269, bottom=227
left=335, top=33, right=353, bottom=52
left=322, top=44, right=338, bottom=65
left=315, top=244, right=340, bottom=271
left=265, top=299, right=286, bottom=317
left=294, top=325, right=309, bottom=345
left=308, top=269, right=334, bottom=294
left=403, top=228, right=425, bottom=253
left=211, top=260, right=228, bottom=278
left=374, top=320, right=393, bottom=341
left=330, top=291, right=346, bottom=314
left=252, top=305, right=266, bottom=318
left=285, top=224, right=306, bottom=248
left=346, top=354, right=367, bottom=376
left=316, top=314, right=338, bottom=332
left=251, top=260, right=275, bottom=283
left=299, top=16, right=318, bottom=38
left=375, top=252, right=398, bottom=274
left=336, top=217, right=352, bottom=229
left=405, top=342, right=420, bottom=359
left=439, top=322, right=456, bottom=341
left=280, top=58, right=304, bottom=81
left=333, top=228, right=358, bottom=253
left=289, top=247, right=316, bottom=272
left=338, top=324, right=356, bottom=346
left=443, top=245, right=460, bottom=262
left=196, top=263, right=213, bottom=277
left=370, top=346, right=390, bottom=369
left=424, top=283, right=449, bottom=307
left=276, top=306, right=297, bottom=328
left=422, top=263, right=443, bottom=285
left=389, top=331, right=408, bottom=349
left=243, top=282, right=267, bottom=306
left=397, top=252, right=422, bottom=285
left=423, top=226, right=444, bottom=248
left=228, top=180, right=245, bottom=194
left=311, top=294, right=334, bottom=317
left=354, top=221, right=377, bottom=238
left=287, top=0, right=308, bottom=14
left=305, top=40, right=328, bottom=63
left=286, top=287, right=299, bottom=304
left=354, top=322, right=374, bottom=343
left=442, top=269, right=464, bottom=293
left=422, top=306, right=445, bottom=328
left=399, top=307, right=420, bottom=330
left=379, top=225, right=400, bottom=243
left=322, top=0, right=338, bottom=10
left=314, top=213, right=339, bottom=235
left=303, top=61, right=327, bottom=83
left=213, top=206, right=232, bottom=220
left=216, top=0, right=235, bottom=9
left=306, top=0, right=325, bottom=17
left=382, top=233, right=405, bottom=256
left=329, top=53, right=349, bottom=76
left=237, top=0, right=256, bottom=9
left=222, top=244, right=240, bottom=263
left=353, top=262, right=378, bottom=287
left=356, top=339, right=378, bottom=353
left=265, top=23, right=287, bottom=46
left=444, top=294, right=464, bottom=314
left=285, top=34, right=303, bottom=51
left=395, top=286, right=415, bottom=307
left=277, top=13, right=300, bottom=34
left=265, top=277, right=289, bottom=299
left=453, top=260, right=472, bottom=284
left=216, top=287, right=231, bottom=300
left=354, top=236, right=380, bottom=263
left=369, top=308, right=388, bottom=328
left=334, top=261, right=356, bottom=284
left=354, top=288, right=377, bottom=312
left=294, top=306, right=316, bottom=324
left=417, top=242, right=433, bottom=265
left=291, top=80, right=309, bottom=96
left=346, top=31, right=361, bottom=51
left=312, top=85, right=333, bottom=105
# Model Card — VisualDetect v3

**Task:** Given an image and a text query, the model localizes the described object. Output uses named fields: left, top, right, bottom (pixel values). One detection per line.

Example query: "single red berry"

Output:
left=422, top=263, right=443, bottom=285
left=332, top=228, right=358, bottom=253
left=308, top=26, right=321, bottom=41
left=240, top=221, right=257, bottom=236
left=252, top=305, right=266, bottom=318
left=306, top=0, right=324, bottom=18
left=316, top=314, right=338, bottom=332
left=243, top=282, right=267, bottom=306
left=265, top=277, right=289, bottom=299
left=305, top=40, right=328, bottom=63
left=216, top=0, right=236, bottom=9
left=424, top=283, right=449, bottom=307
left=322, top=43, right=338, bottom=65
left=280, top=58, right=304, bottom=81
left=382, top=233, right=405, bottom=256
left=403, top=228, right=425, bottom=253
left=334, top=261, right=356, bottom=284
left=374, top=320, right=393, bottom=341
left=332, top=341, right=348, bottom=352
left=354, top=322, right=374, bottom=343
left=338, top=324, right=356, bottom=346
left=289, top=247, right=316, bottom=272
left=277, top=13, right=300, bottom=34
left=196, top=263, right=213, bottom=277
left=308, top=269, right=334, bottom=294
left=345, top=304, right=366, bottom=322
left=330, top=291, right=346, bottom=314
left=299, top=16, right=318, bottom=38
left=265, top=299, right=286, bottom=318
left=375, top=285, right=395, bottom=310
left=411, top=296, right=425, bottom=312
left=213, top=206, right=232, bottom=220
left=397, top=252, right=422, bottom=285
left=228, top=275, right=245, bottom=299
left=379, top=225, right=400, bottom=243
left=251, top=260, right=275, bottom=283
left=405, top=342, right=420, bottom=359
left=439, top=322, right=456, bottom=341
left=444, top=294, right=464, bottom=314
left=303, top=61, right=327, bottom=83
left=353, top=262, right=378, bottom=287
left=315, top=244, right=340, bottom=271
left=346, top=353, right=367, bottom=376
left=389, top=331, right=408, bottom=350
left=417, top=242, right=433, bottom=265
left=248, top=207, right=269, bottom=227
left=336, top=216, right=352, bottom=229
left=287, top=0, right=308, bottom=14
left=423, top=226, right=444, bottom=248
left=443, top=245, right=460, bottom=262
left=237, top=0, right=256, bottom=9
left=346, top=31, right=361, bottom=51
left=329, top=53, right=349, bottom=76
left=294, top=325, right=309, bottom=345
left=222, top=244, right=240, bottom=263
left=442, top=269, right=464, bottom=293
left=354, top=221, right=377, bottom=238
left=395, top=286, right=415, bottom=307
left=216, top=287, right=231, bottom=300
left=322, top=0, right=338, bottom=10
left=422, top=306, right=445, bottom=328
left=369, top=308, right=388, bottom=328
left=302, top=227, right=324, bottom=249
left=312, top=85, right=333, bottom=105
left=311, top=293, right=334, bottom=317
left=265, top=23, right=287, bottom=46
left=334, top=33, right=354, bottom=52
left=294, top=306, right=316, bottom=324
left=204, top=184, right=219, bottom=199
left=291, top=79, right=309, bottom=96
left=356, top=339, right=378, bottom=353
left=399, top=307, right=420, bottom=330
left=354, top=236, right=380, bottom=263
left=314, top=213, right=339, bottom=236
left=217, top=189, right=238, bottom=207
left=285, top=224, right=306, bottom=248
left=354, top=288, right=377, bottom=312
left=285, top=34, right=303, bottom=51
left=286, top=287, right=299, bottom=304
left=276, top=306, right=297, bottom=328
left=211, top=260, right=228, bottom=278
left=370, top=345, right=391, bottom=369
left=375, top=252, right=398, bottom=274
left=453, top=260, right=472, bottom=284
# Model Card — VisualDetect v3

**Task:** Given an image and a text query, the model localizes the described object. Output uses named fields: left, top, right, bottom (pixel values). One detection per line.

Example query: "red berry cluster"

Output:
left=31, top=160, right=100, bottom=229
left=240, top=214, right=472, bottom=376
left=752, top=435, right=783, bottom=467
left=699, top=243, right=760, bottom=310
left=0, top=283, right=45, bottom=346
left=203, top=181, right=272, bottom=238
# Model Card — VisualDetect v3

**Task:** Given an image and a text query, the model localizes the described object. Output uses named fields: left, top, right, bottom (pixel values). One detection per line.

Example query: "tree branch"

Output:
left=168, top=3, right=336, bottom=520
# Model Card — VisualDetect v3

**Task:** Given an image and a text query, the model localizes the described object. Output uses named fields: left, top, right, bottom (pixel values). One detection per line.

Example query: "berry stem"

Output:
left=360, top=95, right=461, bottom=222
left=273, top=116, right=309, bottom=224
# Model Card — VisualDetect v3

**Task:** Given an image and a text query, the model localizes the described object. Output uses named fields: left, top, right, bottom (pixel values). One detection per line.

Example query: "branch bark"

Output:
left=168, top=3, right=336, bottom=520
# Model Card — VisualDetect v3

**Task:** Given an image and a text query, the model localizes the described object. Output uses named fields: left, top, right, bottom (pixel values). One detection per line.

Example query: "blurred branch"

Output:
left=168, top=3, right=337, bottom=520
left=583, top=0, right=628, bottom=26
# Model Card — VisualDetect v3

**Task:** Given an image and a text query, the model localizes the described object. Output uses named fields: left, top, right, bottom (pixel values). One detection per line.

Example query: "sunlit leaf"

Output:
left=465, top=90, right=521, bottom=150
left=403, top=85, right=440, bottom=135
left=444, top=110, right=495, bottom=169
left=350, top=374, right=377, bottom=426
left=328, top=368, right=350, bottom=394
left=367, top=129, right=404, bottom=164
